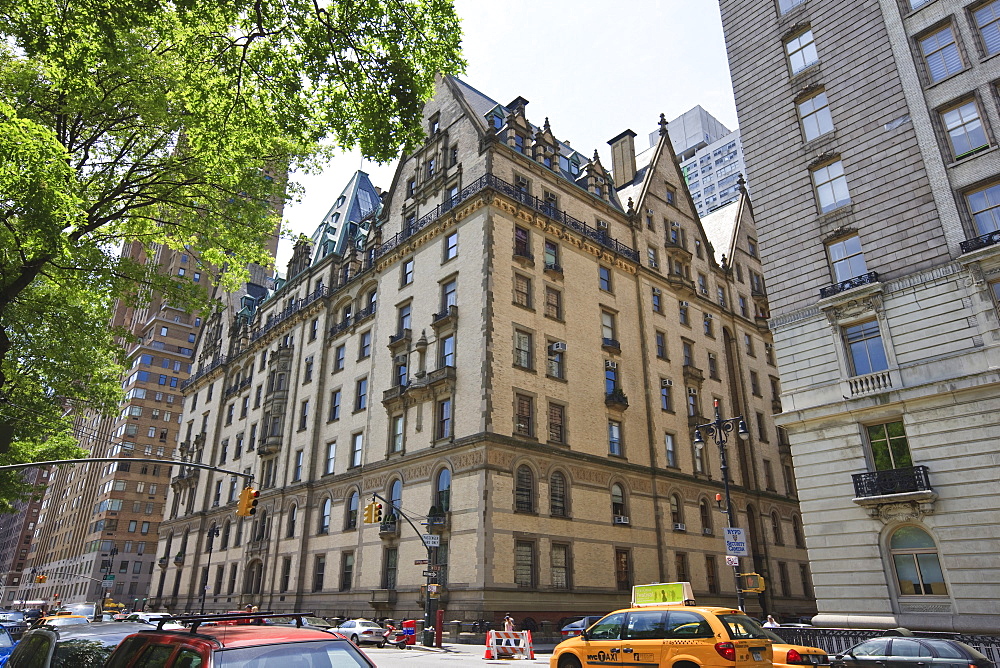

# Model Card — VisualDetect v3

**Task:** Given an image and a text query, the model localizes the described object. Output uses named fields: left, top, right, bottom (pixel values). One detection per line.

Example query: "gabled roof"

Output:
left=309, top=171, right=381, bottom=264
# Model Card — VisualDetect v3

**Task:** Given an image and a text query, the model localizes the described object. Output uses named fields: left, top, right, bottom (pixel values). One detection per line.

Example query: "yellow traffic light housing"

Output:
left=362, top=502, right=373, bottom=524
left=739, top=572, right=765, bottom=593
left=373, top=503, right=383, bottom=523
left=236, top=486, right=259, bottom=517
left=35, top=574, right=47, bottom=583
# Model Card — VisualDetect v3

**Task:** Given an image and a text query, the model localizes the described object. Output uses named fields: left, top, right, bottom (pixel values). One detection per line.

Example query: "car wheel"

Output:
left=351, top=634, right=359, bottom=644
left=557, top=655, right=582, bottom=668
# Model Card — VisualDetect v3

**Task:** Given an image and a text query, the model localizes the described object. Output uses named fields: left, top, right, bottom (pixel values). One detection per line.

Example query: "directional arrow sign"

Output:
left=422, top=571, right=438, bottom=578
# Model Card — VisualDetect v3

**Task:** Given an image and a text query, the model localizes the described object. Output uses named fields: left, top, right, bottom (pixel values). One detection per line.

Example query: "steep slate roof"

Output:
left=309, top=170, right=381, bottom=265
left=700, top=197, right=742, bottom=265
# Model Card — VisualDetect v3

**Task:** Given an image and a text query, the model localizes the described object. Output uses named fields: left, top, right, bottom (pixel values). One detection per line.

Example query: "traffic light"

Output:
left=236, top=486, right=259, bottom=517
left=362, top=502, right=374, bottom=524
left=373, top=503, right=382, bottom=523
left=35, top=574, right=47, bottom=583
left=739, top=572, right=765, bottom=593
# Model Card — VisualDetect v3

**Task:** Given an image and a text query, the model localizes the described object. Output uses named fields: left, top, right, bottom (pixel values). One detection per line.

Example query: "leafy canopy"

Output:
left=0, top=0, right=463, bottom=505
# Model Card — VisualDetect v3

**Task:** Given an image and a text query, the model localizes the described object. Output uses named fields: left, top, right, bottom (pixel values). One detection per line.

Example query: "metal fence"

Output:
left=769, top=627, right=1000, bottom=665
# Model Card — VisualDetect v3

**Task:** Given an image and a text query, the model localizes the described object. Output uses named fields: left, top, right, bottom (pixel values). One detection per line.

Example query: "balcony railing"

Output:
left=960, top=229, right=1000, bottom=254
left=373, top=174, right=638, bottom=263
left=180, top=355, right=228, bottom=390
left=847, top=369, right=892, bottom=397
left=819, top=271, right=879, bottom=299
left=852, top=465, right=931, bottom=498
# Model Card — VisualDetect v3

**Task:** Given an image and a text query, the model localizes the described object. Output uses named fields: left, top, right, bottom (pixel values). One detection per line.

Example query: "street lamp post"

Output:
left=693, top=398, right=750, bottom=612
left=199, top=525, right=220, bottom=614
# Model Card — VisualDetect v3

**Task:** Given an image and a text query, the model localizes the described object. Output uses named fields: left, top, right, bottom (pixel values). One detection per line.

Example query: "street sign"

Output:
left=103, top=574, right=115, bottom=580
left=101, top=580, right=114, bottom=589
left=414, top=559, right=429, bottom=565
left=421, top=570, right=438, bottom=579
left=724, top=527, right=749, bottom=556
left=726, top=555, right=740, bottom=566
left=422, top=534, right=440, bottom=547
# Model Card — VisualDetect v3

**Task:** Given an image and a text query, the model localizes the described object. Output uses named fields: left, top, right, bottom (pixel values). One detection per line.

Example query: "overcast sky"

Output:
left=278, top=0, right=736, bottom=267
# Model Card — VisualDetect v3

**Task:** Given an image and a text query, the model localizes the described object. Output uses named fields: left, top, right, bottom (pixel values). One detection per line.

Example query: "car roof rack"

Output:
left=156, top=611, right=317, bottom=633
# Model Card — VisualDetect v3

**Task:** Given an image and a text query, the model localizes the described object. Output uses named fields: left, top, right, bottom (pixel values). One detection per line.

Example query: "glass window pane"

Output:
left=890, top=526, right=935, bottom=549
left=916, top=553, right=947, bottom=595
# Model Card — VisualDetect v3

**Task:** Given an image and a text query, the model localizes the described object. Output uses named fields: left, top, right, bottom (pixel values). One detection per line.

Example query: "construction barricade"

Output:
left=483, top=630, right=534, bottom=660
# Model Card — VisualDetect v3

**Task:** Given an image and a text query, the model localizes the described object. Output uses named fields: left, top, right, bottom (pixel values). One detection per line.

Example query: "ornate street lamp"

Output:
left=693, top=399, right=750, bottom=611
left=199, top=525, right=220, bottom=614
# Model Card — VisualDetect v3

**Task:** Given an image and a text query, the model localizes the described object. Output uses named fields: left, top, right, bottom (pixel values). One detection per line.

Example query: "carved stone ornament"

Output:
left=868, top=501, right=922, bottom=523
left=964, top=262, right=985, bottom=288
left=824, top=294, right=883, bottom=325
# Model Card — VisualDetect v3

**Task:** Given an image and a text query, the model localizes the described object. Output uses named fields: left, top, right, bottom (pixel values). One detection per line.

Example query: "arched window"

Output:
left=245, top=560, right=263, bottom=594
left=435, top=469, right=451, bottom=512
left=670, top=494, right=684, bottom=525
left=346, top=491, right=359, bottom=529
left=549, top=471, right=567, bottom=517
left=771, top=511, right=783, bottom=545
left=611, top=483, right=627, bottom=517
left=792, top=515, right=804, bottom=548
left=389, top=479, right=403, bottom=514
left=287, top=505, right=297, bottom=538
left=699, top=499, right=713, bottom=534
left=367, top=289, right=377, bottom=311
left=253, top=509, right=267, bottom=542
left=514, top=465, right=534, bottom=513
left=220, top=522, right=231, bottom=549
left=319, top=498, right=331, bottom=534
left=890, top=526, right=947, bottom=596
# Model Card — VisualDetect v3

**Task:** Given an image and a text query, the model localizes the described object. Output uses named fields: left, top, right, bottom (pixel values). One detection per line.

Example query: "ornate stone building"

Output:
left=155, top=76, right=813, bottom=626
left=719, top=0, right=1000, bottom=633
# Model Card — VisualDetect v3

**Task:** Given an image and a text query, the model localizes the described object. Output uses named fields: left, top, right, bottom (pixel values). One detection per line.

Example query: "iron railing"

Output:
left=373, top=174, right=639, bottom=262
left=768, top=627, right=1000, bottom=665
left=960, top=230, right=1000, bottom=254
left=852, top=465, right=931, bottom=498
left=180, top=355, right=228, bottom=390
left=820, top=271, right=880, bottom=299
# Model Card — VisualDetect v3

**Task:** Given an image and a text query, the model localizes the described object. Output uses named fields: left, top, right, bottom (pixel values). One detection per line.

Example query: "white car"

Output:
left=122, top=612, right=184, bottom=629
left=336, top=619, right=384, bottom=645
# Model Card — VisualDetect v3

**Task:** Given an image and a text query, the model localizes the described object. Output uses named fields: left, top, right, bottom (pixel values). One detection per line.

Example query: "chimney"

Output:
left=608, top=130, right=637, bottom=189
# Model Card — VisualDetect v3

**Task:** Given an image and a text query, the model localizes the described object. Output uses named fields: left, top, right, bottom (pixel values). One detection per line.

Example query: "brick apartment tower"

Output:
left=719, top=0, right=1000, bottom=633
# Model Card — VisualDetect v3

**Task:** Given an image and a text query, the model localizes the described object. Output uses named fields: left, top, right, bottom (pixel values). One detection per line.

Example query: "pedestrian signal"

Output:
left=739, top=572, right=765, bottom=593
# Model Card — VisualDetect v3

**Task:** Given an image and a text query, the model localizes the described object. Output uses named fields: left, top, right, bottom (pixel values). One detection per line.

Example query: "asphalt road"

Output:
left=362, top=642, right=553, bottom=667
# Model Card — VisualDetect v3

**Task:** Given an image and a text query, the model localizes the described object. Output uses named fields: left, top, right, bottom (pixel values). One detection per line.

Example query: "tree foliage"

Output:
left=0, top=0, right=463, bottom=504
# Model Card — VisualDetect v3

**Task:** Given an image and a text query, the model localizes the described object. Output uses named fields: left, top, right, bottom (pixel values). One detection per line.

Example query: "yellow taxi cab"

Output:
left=30, top=613, right=91, bottom=629
left=762, top=628, right=829, bottom=668
left=551, top=583, right=773, bottom=668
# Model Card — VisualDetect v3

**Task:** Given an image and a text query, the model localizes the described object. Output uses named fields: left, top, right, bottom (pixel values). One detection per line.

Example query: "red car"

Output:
left=105, top=612, right=376, bottom=667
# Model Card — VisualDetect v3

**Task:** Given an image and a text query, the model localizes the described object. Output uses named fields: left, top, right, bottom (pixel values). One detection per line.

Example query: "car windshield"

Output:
left=0, top=613, right=25, bottom=622
left=716, top=614, right=771, bottom=640
left=0, top=631, right=12, bottom=647
left=48, top=618, right=89, bottom=627
left=216, top=640, right=373, bottom=667
left=52, top=639, right=116, bottom=668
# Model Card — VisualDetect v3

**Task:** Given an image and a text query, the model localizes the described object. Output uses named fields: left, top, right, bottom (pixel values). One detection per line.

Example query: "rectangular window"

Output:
left=548, top=403, right=565, bottom=444
left=334, top=345, right=345, bottom=372
left=828, top=234, right=868, bottom=282
left=440, top=334, right=455, bottom=367
left=339, top=552, right=354, bottom=591
left=779, top=561, right=791, bottom=597
left=798, top=90, right=834, bottom=141
left=779, top=0, right=806, bottom=12
left=674, top=552, right=689, bottom=582
left=441, top=279, right=457, bottom=310
left=329, top=389, right=341, bottom=421
left=598, top=265, right=612, bottom=291
left=679, top=301, right=689, bottom=325
left=444, top=232, right=458, bottom=260
left=514, top=330, right=533, bottom=369
left=844, top=320, right=889, bottom=375
left=382, top=548, right=399, bottom=590
left=515, top=393, right=534, bottom=437
left=708, top=352, right=719, bottom=379
left=544, top=240, right=559, bottom=268
left=359, top=331, right=371, bottom=358
left=298, top=400, right=309, bottom=430
left=513, top=274, right=532, bottom=308
left=325, top=442, right=336, bottom=475
left=608, top=419, right=622, bottom=456
left=813, top=160, right=850, bottom=213
left=545, top=287, right=562, bottom=320
left=866, top=421, right=913, bottom=470
left=397, top=303, right=411, bottom=333
left=401, top=259, right=414, bottom=285
left=687, top=388, right=699, bottom=418
left=546, top=345, right=564, bottom=379
left=967, top=182, right=1000, bottom=234
left=744, top=333, right=755, bottom=357
left=615, top=549, right=632, bottom=591
left=920, top=26, right=963, bottom=83
left=683, top=341, right=694, bottom=366
left=515, top=541, right=535, bottom=587
left=975, top=1, right=1000, bottom=56
left=706, top=555, right=719, bottom=593
left=280, top=557, right=292, bottom=593
left=655, top=331, right=667, bottom=359
left=391, top=415, right=404, bottom=452
left=355, top=377, right=368, bottom=411
left=665, top=433, right=677, bottom=468
left=514, top=226, right=531, bottom=257
left=551, top=544, right=570, bottom=589
left=786, top=29, right=818, bottom=74
left=351, top=433, right=363, bottom=468
left=942, top=100, right=988, bottom=159
left=652, top=288, right=662, bottom=313
left=750, top=371, right=761, bottom=396
left=757, top=411, right=769, bottom=442
left=436, top=398, right=452, bottom=440
left=660, top=381, right=673, bottom=411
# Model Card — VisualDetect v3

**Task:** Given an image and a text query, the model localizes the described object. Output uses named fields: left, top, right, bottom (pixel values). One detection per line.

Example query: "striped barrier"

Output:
left=483, top=630, right=534, bottom=660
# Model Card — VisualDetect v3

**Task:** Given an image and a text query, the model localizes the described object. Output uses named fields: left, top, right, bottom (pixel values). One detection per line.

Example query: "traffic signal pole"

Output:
left=365, top=492, right=438, bottom=647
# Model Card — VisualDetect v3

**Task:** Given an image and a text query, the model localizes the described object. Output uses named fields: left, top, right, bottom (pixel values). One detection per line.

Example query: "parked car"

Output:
left=336, top=619, right=385, bottom=646
left=832, top=637, right=994, bottom=668
left=30, top=615, right=90, bottom=629
left=104, top=613, right=376, bottom=667
left=0, top=611, right=29, bottom=641
left=0, top=624, right=15, bottom=667
left=5, top=622, right=152, bottom=668
left=551, top=604, right=773, bottom=668
left=760, top=628, right=829, bottom=668
left=560, top=616, right=605, bottom=639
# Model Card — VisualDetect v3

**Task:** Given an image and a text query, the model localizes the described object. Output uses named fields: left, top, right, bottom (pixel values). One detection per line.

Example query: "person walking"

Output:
left=503, top=614, right=516, bottom=646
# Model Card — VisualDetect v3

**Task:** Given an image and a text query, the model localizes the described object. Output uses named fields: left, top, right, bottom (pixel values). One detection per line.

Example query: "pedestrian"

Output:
left=503, top=613, right=515, bottom=646
left=763, top=614, right=779, bottom=627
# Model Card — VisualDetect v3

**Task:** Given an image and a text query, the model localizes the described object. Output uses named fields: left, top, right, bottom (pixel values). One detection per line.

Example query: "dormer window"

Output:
left=514, top=134, right=525, bottom=153
left=430, top=117, right=440, bottom=135
left=492, top=114, right=503, bottom=130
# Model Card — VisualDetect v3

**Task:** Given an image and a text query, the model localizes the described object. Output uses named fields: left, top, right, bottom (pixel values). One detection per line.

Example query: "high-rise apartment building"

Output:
left=154, top=76, right=813, bottom=625
left=720, top=0, right=1000, bottom=633
left=0, top=467, right=47, bottom=606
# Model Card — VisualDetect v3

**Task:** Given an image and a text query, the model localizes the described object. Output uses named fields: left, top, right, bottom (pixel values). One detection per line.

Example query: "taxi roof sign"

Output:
left=632, top=582, right=695, bottom=607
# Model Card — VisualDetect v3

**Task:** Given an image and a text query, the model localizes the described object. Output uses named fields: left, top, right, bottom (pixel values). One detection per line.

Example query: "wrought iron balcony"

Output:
left=601, top=338, right=621, bottom=352
left=819, top=271, right=879, bottom=299
left=852, top=465, right=931, bottom=498
left=960, top=230, right=1000, bottom=254
left=605, top=388, right=629, bottom=409
left=544, top=262, right=563, bottom=275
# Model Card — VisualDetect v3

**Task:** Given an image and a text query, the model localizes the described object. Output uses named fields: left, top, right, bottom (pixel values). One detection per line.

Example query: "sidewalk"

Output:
left=407, top=641, right=557, bottom=654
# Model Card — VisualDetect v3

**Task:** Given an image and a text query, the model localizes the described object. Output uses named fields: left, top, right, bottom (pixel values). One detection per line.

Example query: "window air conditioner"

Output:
left=613, top=515, right=630, bottom=525
left=703, top=527, right=713, bottom=535
left=661, top=379, right=673, bottom=388
left=705, top=313, right=713, bottom=320
left=680, top=301, right=690, bottom=307
left=653, top=288, right=661, bottom=295
left=649, top=260, right=659, bottom=269
left=687, top=388, right=698, bottom=396
left=670, top=221, right=680, bottom=228
left=393, top=355, right=407, bottom=365
left=550, top=342, right=568, bottom=352
left=605, top=360, right=618, bottom=370
left=673, top=522, right=687, bottom=532
left=597, top=220, right=609, bottom=230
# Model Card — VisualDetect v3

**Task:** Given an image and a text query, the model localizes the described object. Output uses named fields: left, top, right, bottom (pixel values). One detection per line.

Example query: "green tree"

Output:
left=0, top=0, right=463, bottom=505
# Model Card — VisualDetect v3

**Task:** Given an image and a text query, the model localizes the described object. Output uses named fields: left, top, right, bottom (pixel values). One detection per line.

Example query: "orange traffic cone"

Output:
left=527, top=630, right=535, bottom=659
left=484, top=630, right=494, bottom=659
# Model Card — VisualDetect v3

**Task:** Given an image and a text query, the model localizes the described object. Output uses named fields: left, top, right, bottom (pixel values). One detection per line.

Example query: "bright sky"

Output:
left=278, top=0, right=736, bottom=267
